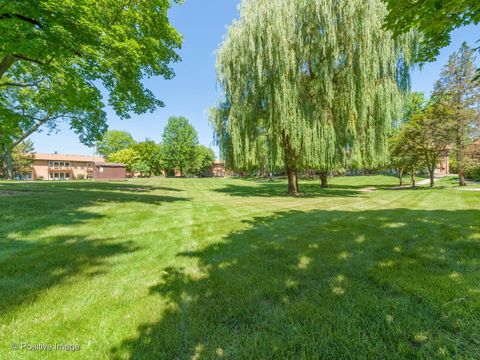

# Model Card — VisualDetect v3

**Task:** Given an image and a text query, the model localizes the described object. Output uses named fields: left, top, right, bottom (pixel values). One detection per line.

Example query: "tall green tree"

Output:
left=402, top=104, right=454, bottom=187
left=382, top=0, right=480, bottom=69
left=432, top=43, right=480, bottom=186
left=133, top=140, right=163, bottom=177
left=389, top=92, right=426, bottom=186
left=212, top=0, right=416, bottom=194
left=0, top=0, right=182, bottom=178
left=389, top=129, right=421, bottom=186
left=97, top=130, right=136, bottom=158
left=161, top=116, right=199, bottom=176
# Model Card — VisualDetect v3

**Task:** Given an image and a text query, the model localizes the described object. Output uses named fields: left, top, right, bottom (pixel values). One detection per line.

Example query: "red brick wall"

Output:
left=93, top=166, right=126, bottom=180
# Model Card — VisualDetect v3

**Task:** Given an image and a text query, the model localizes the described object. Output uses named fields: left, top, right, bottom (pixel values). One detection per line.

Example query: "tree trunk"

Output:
left=429, top=169, right=435, bottom=187
left=319, top=171, right=328, bottom=188
left=458, top=172, right=466, bottom=186
left=1, top=146, right=14, bottom=180
left=281, top=132, right=299, bottom=195
left=456, top=122, right=467, bottom=187
left=286, top=167, right=298, bottom=195
left=396, top=168, right=403, bottom=186
left=410, top=168, right=416, bottom=187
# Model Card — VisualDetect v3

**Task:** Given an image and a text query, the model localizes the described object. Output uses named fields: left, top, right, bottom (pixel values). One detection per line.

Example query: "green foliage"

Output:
left=465, top=165, right=480, bottom=180
left=76, top=174, right=85, bottom=180
left=108, top=148, right=140, bottom=173
left=389, top=92, right=427, bottom=184
left=12, top=139, right=34, bottom=174
left=194, top=145, right=215, bottom=176
left=131, top=161, right=151, bottom=178
left=400, top=92, right=427, bottom=125
left=161, top=116, right=199, bottom=176
left=213, top=0, right=417, bottom=193
left=132, top=140, right=163, bottom=176
left=401, top=103, right=454, bottom=186
left=97, top=130, right=137, bottom=158
left=432, top=43, right=480, bottom=185
left=0, top=0, right=182, bottom=151
left=382, top=0, right=480, bottom=65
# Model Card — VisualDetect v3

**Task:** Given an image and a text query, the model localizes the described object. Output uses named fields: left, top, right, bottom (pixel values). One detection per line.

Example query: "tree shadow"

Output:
left=0, top=182, right=189, bottom=317
left=0, top=181, right=183, bottom=193
left=0, top=235, right=138, bottom=316
left=0, top=183, right=190, bottom=235
left=215, top=182, right=363, bottom=198
left=111, top=208, right=480, bottom=359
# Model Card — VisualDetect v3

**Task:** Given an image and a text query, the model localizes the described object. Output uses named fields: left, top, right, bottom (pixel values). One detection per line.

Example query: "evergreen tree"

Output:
left=432, top=43, right=480, bottom=186
left=212, top=0, right=416, bottom=194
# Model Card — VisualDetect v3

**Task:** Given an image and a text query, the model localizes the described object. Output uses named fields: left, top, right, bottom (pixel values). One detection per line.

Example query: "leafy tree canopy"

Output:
left=401, top=102, right=455, bottom=186
left=213, top=0, right=417, bottom=193
left=382, top=0, right=480, bottom=64
left=194, top=145, right=215, bottom=175
left=97, top=130, right=137, bottom=158
left=108, top=148, right=140, bottom=173
left=133, top=140, right=163, bottom=176
left=0, top=0, right=182, bottom=153
left=161, top=116, right=199, bottom=176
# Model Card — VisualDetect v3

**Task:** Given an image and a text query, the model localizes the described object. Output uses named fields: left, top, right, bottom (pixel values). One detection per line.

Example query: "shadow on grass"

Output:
left=0, top=182, right=189, bottom=233
left=215, top=182, right=364, bottom=198
left=0, top=182, right=189, bottom=316
left=111, top=208, right=480, bottom=359
left=0, top=235, right=138, bottom=316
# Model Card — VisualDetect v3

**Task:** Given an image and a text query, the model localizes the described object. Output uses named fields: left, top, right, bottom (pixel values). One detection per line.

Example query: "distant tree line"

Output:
left=97, top=117, right=215, bottom=177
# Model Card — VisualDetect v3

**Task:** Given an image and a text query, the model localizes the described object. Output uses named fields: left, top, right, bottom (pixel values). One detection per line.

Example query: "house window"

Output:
left=49, top=172, right=70, bottom=180
left=99, top=167, right=104, bottom=173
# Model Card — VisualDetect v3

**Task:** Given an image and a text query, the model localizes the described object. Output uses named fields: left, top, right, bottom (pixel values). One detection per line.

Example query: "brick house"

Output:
left=210, top=160, right=231, bottom=177
left=19, top=153, right=126, bottom=180
left=436, top=149, right=450, bottom=175
left=466, top=138, right=480, bottom=159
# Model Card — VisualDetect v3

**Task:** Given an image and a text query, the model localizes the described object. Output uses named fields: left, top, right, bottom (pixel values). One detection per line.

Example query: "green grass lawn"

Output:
left=0, top=175, right=479, bottom=359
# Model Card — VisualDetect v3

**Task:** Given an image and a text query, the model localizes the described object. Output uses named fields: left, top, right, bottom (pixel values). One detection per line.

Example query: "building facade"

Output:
left=21, top=153, right=126, bottom=180
left=210, top=160, right=235, bottom=177
left=436, top=149, right=450, bottom=175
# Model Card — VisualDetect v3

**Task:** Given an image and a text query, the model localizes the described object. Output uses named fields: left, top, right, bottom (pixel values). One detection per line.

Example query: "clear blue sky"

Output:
left=30, top=0, right=479, bottom=156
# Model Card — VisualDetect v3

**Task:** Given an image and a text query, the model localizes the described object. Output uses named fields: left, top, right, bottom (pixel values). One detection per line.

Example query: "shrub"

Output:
left=76, top=174, right=85, bottom=180
left=465, top=166, right=480, bottom=181
left=37, top=176, right=44, bottom=181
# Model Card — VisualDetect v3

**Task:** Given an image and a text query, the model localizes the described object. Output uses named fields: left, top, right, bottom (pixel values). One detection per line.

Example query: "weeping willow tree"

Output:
left=212, top=0, right=417, bottom=194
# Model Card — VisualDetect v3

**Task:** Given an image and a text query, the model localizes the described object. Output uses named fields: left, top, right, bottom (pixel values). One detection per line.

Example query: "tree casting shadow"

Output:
left=111, top=208, right=480, bottom=359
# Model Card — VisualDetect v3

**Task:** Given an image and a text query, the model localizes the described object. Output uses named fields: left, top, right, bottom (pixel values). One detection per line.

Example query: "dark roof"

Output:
left=94, top=162, right=126, bottom=167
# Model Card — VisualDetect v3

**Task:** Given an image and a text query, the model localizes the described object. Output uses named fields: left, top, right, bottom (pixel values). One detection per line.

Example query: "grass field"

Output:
left=1, top=175, right=479, bottom=359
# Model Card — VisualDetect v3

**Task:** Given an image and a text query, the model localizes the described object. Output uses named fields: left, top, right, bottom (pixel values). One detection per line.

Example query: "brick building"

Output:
left=18, top=153, right=126, bottom=180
